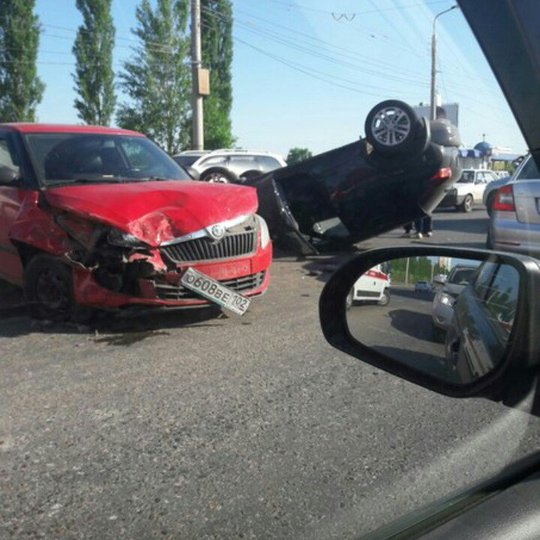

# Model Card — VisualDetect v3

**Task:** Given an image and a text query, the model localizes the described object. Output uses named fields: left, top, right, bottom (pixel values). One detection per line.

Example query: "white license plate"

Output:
left=180, top=267, right=251, bottom=316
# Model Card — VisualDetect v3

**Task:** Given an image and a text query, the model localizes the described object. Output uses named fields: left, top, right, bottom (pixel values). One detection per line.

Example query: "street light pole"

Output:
left=430, top=5, right=458, bottom=121
left=191, top=0, right=204, bottom=150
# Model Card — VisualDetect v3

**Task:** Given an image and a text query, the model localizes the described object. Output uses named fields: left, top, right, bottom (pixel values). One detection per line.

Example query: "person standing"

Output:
left=413, top=216, right=433, bottom=238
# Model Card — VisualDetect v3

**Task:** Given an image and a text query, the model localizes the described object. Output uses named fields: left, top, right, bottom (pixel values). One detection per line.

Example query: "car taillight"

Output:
left=493, top=184, right=515, bottom=212
left=430, top=167, right=452, bottom=180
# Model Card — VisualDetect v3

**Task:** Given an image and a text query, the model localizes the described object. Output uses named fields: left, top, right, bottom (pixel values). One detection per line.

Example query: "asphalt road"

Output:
left=346, top=286, right=448, bottom=378
left=3, top=207, right=540, bottom=539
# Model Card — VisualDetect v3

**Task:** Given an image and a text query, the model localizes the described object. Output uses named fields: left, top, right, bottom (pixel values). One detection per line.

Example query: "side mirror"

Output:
left=187, top=166, right=200, bottom=180
left=319, top=246, right=540, bottom=408
left=0, top=166, right=20, bottom=185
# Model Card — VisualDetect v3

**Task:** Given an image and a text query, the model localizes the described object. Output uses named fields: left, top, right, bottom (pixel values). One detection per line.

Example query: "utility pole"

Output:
left=191, top=0, right=204, bottom=150
left=430, top=5, right=458, bottom=121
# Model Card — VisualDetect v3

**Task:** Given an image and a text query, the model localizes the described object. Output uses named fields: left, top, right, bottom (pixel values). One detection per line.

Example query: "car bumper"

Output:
left=432, top=302, right=454, bottom=330
left=72, top=244, right=273, bottom=310
left=490, top=211, right=540, bottom=256
left=438, top=191, right=464, bottom=208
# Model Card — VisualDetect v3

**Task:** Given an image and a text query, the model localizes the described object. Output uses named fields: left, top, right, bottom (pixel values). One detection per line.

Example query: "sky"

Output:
left=34, top=0, right=527, bottom=158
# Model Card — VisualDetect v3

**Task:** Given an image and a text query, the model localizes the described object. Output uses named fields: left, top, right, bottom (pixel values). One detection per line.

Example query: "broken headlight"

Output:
left=256, top=215, right=270, bottom=248
left=107, top=228, right=147, bottom=248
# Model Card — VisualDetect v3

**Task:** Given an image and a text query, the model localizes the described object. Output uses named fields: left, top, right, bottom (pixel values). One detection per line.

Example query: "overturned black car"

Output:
left=245, top=100, right=462, bottom=253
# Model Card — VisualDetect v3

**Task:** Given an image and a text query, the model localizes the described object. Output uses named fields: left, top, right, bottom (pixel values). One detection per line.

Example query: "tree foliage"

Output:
left=287, top=147, right=313, bottom=165
left=73, top=0, right=116, bottom=125
left=0, top=0, right=44, bottom=122
left=117, top=0, right=190, bottom=154
left=201, top=0, right=234, bottom=149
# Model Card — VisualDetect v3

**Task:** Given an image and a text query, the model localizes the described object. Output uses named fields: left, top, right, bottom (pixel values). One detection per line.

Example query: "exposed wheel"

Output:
left=346, top=289, right=354, bottom=310
left=459, top=194, right=473, bottom=212
left=486, top=192, right=496, bottom=216
left=24, top=255, right=74, bottom=321
left=365, top=100, right=426, bottom=155
left=200, top=168, right=236, bottom=183
left=377, top=289, right=390, bottom=306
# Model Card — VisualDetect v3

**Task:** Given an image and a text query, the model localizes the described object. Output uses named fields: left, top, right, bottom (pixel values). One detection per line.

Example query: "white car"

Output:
left=438, top=168, right=499, bottom=212
left=173, top=149, right=287, bottom=183
left=346, top=265, right=391, bottom=308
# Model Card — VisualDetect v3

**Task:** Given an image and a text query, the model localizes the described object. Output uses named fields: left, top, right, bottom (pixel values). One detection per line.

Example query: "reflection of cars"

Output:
left=173, top=149, right=286, bottom=184
left=246, top=99, right=462, bottom=254
left=438, top=168, right=499, bottom=212
left=0, top=125, right=272, bottom=319
left=431, top=264, right=479, bottom=339
left=446, top=261, right=519, bottom=382
left=414, top=280, right=431, bottom=292
left=346, top=265, right=390, bottom=308
left=487, top=154, right=540, bottom=254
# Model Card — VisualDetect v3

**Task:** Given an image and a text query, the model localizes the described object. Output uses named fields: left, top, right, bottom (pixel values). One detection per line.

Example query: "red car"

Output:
left=0, top=124, right=272, bottom=319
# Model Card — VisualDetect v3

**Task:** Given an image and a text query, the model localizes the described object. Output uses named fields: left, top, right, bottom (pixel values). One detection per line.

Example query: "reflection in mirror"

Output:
left=346, top=256, right=520, bottom=385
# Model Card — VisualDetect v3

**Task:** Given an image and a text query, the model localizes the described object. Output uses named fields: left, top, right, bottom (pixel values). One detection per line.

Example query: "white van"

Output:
left=346, top=265, right=391, bottom=308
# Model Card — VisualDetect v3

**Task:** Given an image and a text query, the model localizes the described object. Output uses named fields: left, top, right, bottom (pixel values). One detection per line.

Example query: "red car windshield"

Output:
left=24, top=133, right=190, bottom=186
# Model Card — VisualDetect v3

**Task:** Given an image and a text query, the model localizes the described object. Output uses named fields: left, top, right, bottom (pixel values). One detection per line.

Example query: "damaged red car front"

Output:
left=0, top=124, right=272, bottom=319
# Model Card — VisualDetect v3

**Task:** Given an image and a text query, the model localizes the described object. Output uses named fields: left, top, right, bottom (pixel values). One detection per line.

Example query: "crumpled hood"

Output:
left=44, top=180, right=258, bottom=247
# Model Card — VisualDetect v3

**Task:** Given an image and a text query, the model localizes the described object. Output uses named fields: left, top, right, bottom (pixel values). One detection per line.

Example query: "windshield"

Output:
left=458, top=170, right=475, bottom=183
left=516, top=155, right=540, bottom=181
left=25, top=133, right=190, bottom=186
left=448, top=267, right=476, bottom=284
left=173, top=154, right=201, bottom=168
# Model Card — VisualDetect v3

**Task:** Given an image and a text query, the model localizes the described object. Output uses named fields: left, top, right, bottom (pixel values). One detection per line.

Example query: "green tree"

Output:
left=73, top=0, right=116, bottom=125
left=201, top=0, right=234, bottom=149
left=117, top=0, right=191, bottom=154
left=0, top=0, right=44, bottom=122
left=287, top=147, right=313, bottom=165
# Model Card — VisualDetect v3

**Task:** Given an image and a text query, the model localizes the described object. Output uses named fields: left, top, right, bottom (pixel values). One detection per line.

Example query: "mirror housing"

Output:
left=319, top=246, right=540, bottom=407
left=0, top=166, right=20, bottom=185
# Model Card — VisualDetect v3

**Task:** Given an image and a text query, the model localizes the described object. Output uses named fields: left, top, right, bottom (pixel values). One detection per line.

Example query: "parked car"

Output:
left=487, top=154, right=540, bottom=254
left=346, top=264, right=390, bottom=308
left=173, top=148, right=287, bottom=183
left=414, top=280, right=431, bottom=293
left=0, top=125, right=272, bottom=319
left=438, top=168, right=499, bottom=212
left=246, top=99, right=463, bottom=254
left=431, top=263, right=480, bottom=340
left=445, top=260, right=519, bottom=382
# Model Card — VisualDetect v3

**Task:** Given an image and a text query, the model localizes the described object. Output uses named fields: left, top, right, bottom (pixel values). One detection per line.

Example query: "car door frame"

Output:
left=0, top=128, right=38, bottom=285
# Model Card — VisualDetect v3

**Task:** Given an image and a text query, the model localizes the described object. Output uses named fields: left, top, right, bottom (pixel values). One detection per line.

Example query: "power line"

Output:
left=264, top=0, right=450, bottom=17
left=235, top=4, right=430, bottom=58
left=203, top=7, right=430, bottom=88
left=231, top=6, right=431, bottom=79
left=232, top=35, right=422, bottom=100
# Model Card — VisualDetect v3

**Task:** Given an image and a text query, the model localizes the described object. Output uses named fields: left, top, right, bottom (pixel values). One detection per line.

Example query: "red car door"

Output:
left=0, top=131, right=25, bottom=285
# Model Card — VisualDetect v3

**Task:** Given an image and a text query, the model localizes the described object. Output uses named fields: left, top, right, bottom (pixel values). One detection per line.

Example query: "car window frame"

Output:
left=0, top=129, right=38, bottom=189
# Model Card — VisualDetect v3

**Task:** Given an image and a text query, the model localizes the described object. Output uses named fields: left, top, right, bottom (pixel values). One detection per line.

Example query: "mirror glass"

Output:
left=346, top=256, right=520, bottom=385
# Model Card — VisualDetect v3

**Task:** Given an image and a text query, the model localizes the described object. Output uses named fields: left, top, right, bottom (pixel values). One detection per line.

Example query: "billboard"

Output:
left=413, top=103, right=459, bottom=126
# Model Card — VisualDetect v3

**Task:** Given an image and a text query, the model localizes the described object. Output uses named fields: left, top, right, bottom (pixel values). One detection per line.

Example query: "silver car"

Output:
left=488, top=154, right=540, bottom=254
left=482, top=174, right=511, bottom=215
left=431, top=264, right=479, bottom=341
left=173, top=149, right=287, bottom=183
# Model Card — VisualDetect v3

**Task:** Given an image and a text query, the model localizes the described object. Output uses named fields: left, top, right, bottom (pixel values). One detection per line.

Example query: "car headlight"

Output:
left=107, top=228, right=147, bottom=248
left=256, top=215, right=270, bottom=249
left=438, top=292, right=454, bottom=306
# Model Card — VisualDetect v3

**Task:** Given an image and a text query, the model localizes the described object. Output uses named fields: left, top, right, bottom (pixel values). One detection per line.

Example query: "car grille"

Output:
left=160, top=218, right=257, bottom=263
left=154, top=272, right=266, bottom=301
